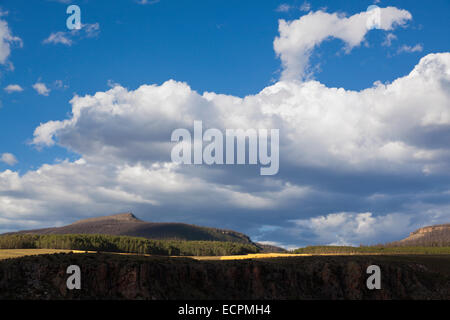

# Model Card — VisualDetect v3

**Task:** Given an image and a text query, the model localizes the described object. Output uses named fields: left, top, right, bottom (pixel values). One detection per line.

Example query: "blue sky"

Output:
left=0, top=0, right=449, bottom=248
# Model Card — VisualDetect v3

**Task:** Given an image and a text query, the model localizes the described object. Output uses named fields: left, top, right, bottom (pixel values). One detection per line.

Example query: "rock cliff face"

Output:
left=0, top=253, right=449, bottom=300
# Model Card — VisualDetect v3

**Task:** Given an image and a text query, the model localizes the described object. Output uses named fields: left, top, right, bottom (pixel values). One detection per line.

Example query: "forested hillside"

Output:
left=0, top=234, right=260, bottom=256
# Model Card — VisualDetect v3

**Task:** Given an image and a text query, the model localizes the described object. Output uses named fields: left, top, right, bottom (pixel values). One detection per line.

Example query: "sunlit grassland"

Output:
left=0, top=249, right=73, bottom=260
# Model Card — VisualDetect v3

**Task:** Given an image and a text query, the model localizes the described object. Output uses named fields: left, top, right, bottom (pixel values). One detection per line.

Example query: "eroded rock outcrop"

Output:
left=396, top=224, right=450, bottom=246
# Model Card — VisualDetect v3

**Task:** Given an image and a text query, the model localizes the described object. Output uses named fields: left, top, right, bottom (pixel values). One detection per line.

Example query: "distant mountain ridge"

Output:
left=6, top=212, right=447, bottom=249
left=4, top=213, right=254, bottom=244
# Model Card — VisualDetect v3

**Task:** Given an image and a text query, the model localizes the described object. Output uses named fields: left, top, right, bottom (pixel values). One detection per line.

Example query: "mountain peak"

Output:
left=72, top=212, right=141, bottom=225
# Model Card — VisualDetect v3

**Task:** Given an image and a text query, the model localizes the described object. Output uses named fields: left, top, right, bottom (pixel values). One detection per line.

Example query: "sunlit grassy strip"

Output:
left=0, top=249, right=73, bottom=260
left=202, top=250, right=450, bottom=260
left=72, top=250, right=156, bottom=257
left=70, top=250, right=99, bottom=254
left=219, top=253, right=312, bottom=260
left=215, top=253, right=389, bottom=260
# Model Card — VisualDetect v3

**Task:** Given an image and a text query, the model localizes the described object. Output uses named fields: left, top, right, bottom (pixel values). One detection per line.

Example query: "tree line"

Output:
left=0, top=234, right=260, bottom=256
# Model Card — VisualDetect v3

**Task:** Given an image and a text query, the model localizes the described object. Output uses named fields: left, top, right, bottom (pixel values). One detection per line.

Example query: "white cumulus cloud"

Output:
left=43, top=31, right=72, bottom=46
left=32, top=53, right=450, bottom=175
left=276, top=4, right=293, bottom=13
left=43, top=23, right=100, bottom=46
left=0, top=153, right=17, bottom=166
left=4, top=84, right=23, bottom=93
left=274, top=7, right=412, bottom=80
left=0, top=18, right=22, bottom=65
left=397, top=43, right=423, bottom=54
left=32, top=82, right=50, bottom=96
